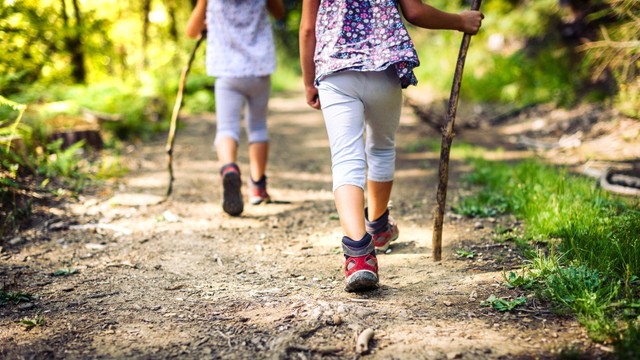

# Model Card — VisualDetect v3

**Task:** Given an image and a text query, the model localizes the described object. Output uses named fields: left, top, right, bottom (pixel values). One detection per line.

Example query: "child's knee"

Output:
left=332, top=158, right=366, bottom=192
left=214, top=132, right=240, bottom=146
left=248, top=127, right=269, bottom=143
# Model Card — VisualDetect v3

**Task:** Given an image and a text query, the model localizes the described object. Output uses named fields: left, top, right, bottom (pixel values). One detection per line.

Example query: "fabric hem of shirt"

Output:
left=314, top=62, right=418, bottom=89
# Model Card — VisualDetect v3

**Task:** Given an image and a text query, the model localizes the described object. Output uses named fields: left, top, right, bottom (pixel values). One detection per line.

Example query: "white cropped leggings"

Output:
left=317, top=68, right=402, bottom=192
left=214, top=76, right=271, bottom=145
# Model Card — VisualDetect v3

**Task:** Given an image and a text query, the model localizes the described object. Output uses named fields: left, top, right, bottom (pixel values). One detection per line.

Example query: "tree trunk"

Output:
left=141, top=0, right=152, bottom=70
left=69, top=0, right=86, bottom=83
left=165, top=0, right=178, bottom=42
left=60, top=0, right=86, bottom=83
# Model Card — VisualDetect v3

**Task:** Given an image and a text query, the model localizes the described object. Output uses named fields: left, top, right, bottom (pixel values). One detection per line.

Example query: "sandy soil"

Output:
left=0, top=92, right=616, bottom=359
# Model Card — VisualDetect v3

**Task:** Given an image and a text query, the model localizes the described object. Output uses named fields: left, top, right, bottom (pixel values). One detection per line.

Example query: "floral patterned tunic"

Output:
left=314, top=0, right=420, bottom=88
left=206, top=0, right=276, bottom=77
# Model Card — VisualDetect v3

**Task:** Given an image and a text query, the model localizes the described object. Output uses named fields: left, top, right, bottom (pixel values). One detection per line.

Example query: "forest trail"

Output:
left=1, top=92, right=606, bottom=359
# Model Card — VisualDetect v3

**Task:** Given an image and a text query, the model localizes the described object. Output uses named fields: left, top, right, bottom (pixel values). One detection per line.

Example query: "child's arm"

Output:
left=185, top=0, right=206, bottom=39
left=299, top=0, right=321, bottom=109
left=398, top=0, right=483, bottom=34
left=267, top=0, right=286, bottom=20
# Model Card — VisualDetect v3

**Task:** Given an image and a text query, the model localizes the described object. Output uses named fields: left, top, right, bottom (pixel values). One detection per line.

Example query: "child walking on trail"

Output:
left=186, top=0, right=285, bottom=216
left=299, top=0, right=483, bottom=292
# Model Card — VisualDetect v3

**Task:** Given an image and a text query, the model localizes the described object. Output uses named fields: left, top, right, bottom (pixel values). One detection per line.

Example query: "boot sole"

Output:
left=344, top=270, right=379, bottom=292
left=222, top=172, right=243, bottom=216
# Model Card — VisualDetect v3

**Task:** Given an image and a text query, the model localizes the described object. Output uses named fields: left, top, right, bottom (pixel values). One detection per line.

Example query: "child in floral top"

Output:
left=186, top=0, right=285, bottom=216
left=300, top=0, right=483, bottom=292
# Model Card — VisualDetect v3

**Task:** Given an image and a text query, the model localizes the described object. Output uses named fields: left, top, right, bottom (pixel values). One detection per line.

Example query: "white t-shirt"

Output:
left=206, top=0, right=276, bottom=77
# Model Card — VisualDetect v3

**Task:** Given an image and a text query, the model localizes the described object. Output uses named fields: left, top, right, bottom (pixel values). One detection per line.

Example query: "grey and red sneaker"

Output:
left=365, top=208, right=399, bottom=252
left=249, top=175, right=271, bottom=205
left=343, top=234, right=379, bottom=292
left=220, top=163, right=243, bottom=216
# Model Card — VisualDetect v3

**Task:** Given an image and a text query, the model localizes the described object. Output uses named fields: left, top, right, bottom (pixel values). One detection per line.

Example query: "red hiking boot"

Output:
left=366, top=209, right=399, bottom=252
left=343, top=235, right=379, bottom=292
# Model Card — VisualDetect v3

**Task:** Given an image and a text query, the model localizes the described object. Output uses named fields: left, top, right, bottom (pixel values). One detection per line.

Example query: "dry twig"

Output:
left=356, top=328, right=374, bottom=354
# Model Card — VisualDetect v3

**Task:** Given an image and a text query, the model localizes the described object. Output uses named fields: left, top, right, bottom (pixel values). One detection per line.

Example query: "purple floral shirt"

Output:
left=314, top=0, right=419, bottom=88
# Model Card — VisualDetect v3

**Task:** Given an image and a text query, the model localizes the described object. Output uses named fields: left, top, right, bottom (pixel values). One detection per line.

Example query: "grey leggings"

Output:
left=214, top=76, right=271, bottom=145
left=317, top=68, right=402, bottom=192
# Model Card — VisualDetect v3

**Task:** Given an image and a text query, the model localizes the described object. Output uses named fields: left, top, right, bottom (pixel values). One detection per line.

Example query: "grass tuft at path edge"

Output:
left=455, top=157, right=640, bottom=356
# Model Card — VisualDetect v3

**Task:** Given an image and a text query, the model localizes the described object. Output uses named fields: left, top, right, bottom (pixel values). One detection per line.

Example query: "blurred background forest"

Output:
left=1, top=0, right=638, bottom=235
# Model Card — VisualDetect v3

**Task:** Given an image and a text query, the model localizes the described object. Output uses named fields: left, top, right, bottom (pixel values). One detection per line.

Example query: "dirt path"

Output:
left=1, top=93, right=608, bottom=359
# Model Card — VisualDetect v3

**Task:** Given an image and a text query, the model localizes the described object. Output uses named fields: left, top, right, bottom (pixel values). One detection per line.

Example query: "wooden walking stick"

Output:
left=432, top=0, right=482, bottom=261
left=165, top=30, right=206, bottom=197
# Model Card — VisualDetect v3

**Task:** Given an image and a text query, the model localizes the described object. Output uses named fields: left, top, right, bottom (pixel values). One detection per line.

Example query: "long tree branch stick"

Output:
left=432, top=0, right=482, bottom=261
left=165, top=31, right=206, bottom=197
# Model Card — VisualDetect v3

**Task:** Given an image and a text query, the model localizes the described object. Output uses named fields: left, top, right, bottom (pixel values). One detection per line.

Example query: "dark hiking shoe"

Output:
left=220, top=163, right=243, bottom=216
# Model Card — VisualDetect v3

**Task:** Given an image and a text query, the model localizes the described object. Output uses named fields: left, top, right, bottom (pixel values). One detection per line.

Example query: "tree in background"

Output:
left=578, top=0, right=639, bottom=117
left=0, top=0, right=196, bottom=93
left=0, top=0, right=636, bottom=115
left=61, top=0, right=87, bottom=83
left=424, top=0, right=638, bottom=113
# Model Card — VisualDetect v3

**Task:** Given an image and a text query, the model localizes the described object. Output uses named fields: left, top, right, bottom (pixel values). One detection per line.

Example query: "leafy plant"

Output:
left=40, top=139, right=86, bottom=179
left=504, top=269, right=537, bottom=290
left=456, top=249, right=477, bottom=259
left=0, top=95, right=27, bottom=150
left=0, top=289, right=33, bottom=306
left=52, top=268, right=78, bottom=277
left=19, top=312, right=46, bottom=330
left=1, top=97, right=33, bottom=238
left=492, top=225, right=518, bottom=243
left=452, top=192, right=510, bottom=218
left=481, top=294, right=527, bottom=312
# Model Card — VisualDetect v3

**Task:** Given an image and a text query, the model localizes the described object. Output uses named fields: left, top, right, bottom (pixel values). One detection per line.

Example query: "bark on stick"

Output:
left=432, top=0, right=482, bottom=261
left=165, top=31, right=206, bottom=197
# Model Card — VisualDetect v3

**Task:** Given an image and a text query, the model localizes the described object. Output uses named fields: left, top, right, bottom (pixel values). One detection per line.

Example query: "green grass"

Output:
left=458, top=159, right=640, bottom=278
left=0, top=289, right=33, bottom=306
left=455, top=157, right=640, bottom=352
